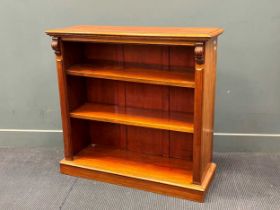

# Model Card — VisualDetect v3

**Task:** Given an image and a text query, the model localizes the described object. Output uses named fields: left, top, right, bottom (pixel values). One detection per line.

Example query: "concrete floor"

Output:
left=0, top=147, right=279, bottom=210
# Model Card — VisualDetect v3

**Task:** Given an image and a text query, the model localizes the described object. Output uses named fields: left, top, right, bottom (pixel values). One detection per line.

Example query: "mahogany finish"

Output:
left=46, top=25, right=223, bottom=202
left=70, top=103, right=194, bottom=133
left=67, top=64, right=195, bottom=88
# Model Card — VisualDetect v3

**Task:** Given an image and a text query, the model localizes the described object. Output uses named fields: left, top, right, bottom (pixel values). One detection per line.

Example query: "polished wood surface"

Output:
left=67, top=64, right=195, bottom=88
left=52, top=38, right=73, bottom=160
left=65, top=42, right=195, bottom=70
left=48, top=25, right=223, bottom=202
left=193, top=43, right=205, bottom=184
left=84, top=78, right=194, bottom=113
left=60, top=145, right=217, bottom=202
left=61, top=163, right=205, bottom=202
left=70, top=103, right=194, bottom=133
left=87, top=122, right=193, bottom=160
left=63, top=145, right=193, bottom=186
left=46, top=25, right=223, bottom=39
left=46, top=26, right=223, bottom=45
left=200, top=39, right=218, bottom=181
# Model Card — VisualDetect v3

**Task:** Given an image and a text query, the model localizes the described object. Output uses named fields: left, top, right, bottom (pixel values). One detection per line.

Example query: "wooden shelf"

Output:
left=47, top=25, right=223, bottom=202
left=70, top=103, right=194, bottom=133
left=67, top=64, right=195, bottom=88
left=61, top=145, right=193, bottom=188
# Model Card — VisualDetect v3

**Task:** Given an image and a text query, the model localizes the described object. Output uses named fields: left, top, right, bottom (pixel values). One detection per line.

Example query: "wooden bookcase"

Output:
left=46, top=26, right=223, bottom=202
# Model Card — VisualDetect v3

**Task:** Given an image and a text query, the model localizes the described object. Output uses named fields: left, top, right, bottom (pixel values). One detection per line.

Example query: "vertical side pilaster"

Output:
left=51, top=37, right=73, bottom=160
left=193, top=43, right=205, bottom=184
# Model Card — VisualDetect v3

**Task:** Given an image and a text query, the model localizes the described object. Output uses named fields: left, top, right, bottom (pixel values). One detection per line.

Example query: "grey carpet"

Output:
left=0, top=147, right=279, bottom=210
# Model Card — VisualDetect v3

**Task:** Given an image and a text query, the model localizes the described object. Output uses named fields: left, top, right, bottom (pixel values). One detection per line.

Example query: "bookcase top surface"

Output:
left=46, top=25, right=223, bottom=39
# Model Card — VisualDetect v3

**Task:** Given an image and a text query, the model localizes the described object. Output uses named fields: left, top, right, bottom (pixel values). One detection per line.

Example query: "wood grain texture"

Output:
left=70, top=103, right=194, bottom=133
left=123, top=44, right=168, bottom=68
left=193, top=43, right=205, bottom=184
left=63, top=42, right=84, bottom=70
left=61, top=145, right=193, bottom=186
left=126, top=126, right=169, bottom=157
left=192, top=40, right=218, bottom=184
left=60, top=145, right=216, bottom=202
left=47, top=25, right=223, bottom=202
left=46, top=26, right=223, bottom=45
left=67, top=76, right=86, bottom=111
left=87, top=78, right=125, bottom=106
left=67, top=64, right=195, bottom=88
left=70, top=119, right=90, bottom=155
left=169, top=46, right=195, bottom=70
left=89, top=121, right=123, bottom=148
left=85, top=121, right=193, bottom=159
left=170, top=132, right=193, bottom=160
left=169, top=87, right=194, bottom=113
left=200, top=39, right=217, bottom=181
left=52, top=38, right=73, bottom=160
left=84, top=43, right=123, bottom=66
left=64, top=42, right=195, bottom=71
left=46, top=25, right=223, bottom=39
left=125, top=82, right=169, bottom=111
left=60, top=163, right=204, bottom=202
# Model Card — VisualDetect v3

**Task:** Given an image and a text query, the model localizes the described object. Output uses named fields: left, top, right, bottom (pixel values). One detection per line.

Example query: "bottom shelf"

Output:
left=60, top=145, right=216, bottom=202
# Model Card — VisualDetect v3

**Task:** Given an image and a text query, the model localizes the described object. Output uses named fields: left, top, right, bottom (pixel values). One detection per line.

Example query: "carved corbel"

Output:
left=194, top=43, right=204, bottom=65
left=51, top=37, right=61, bottom=56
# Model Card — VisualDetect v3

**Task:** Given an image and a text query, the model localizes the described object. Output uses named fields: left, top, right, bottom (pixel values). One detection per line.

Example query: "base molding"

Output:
left=60, top=160, right=216, bottom=202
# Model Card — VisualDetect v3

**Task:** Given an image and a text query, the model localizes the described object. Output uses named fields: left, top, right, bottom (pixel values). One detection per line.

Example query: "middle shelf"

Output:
left=67, top=64, right=195, bottom=88
left=70, top=103, right=194, bottom=133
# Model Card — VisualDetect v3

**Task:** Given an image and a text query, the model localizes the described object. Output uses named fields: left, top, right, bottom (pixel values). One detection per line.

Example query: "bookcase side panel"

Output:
left=200, top=39, right=217, bottom=180
left=52, top=38, right=73, bottom=160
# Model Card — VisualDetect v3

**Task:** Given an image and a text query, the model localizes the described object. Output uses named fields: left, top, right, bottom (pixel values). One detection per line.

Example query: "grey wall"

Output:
left=0, top=0, right=279, bottom=151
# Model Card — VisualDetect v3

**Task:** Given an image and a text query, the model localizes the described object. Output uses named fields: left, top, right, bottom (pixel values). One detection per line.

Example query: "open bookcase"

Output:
left=46, top=26, right=223, bottom=202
